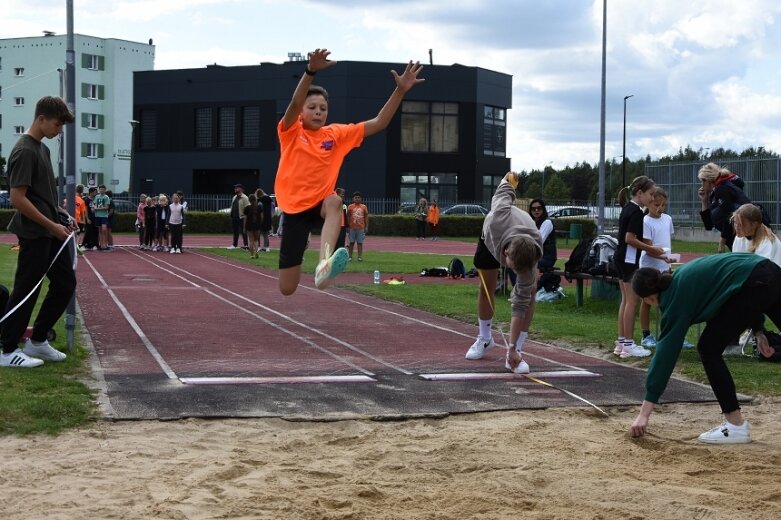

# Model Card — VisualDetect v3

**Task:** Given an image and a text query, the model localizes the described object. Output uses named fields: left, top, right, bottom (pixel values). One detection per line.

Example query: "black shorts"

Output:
left=278, top=203, right=324, bottom=269
left=615, top=261, right=638, bottom=283
left=473, top=237, right=501, bottom=270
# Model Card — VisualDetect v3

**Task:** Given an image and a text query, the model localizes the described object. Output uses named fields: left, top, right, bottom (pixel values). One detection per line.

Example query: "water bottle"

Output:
left=373, top=270, right=380, bottom=284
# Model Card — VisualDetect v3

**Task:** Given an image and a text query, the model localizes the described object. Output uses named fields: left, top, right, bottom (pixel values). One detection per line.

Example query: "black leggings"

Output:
left=416, top=219, right=426, bottom=238
left=698, top=260, right=781, bottom=413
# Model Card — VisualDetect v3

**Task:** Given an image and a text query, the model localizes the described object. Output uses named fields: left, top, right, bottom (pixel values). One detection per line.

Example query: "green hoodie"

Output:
left=645, top=253, right=766, bottom=403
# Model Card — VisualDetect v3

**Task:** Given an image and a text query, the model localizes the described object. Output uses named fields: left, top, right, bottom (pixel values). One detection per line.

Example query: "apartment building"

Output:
left=0, top=33, right=154, bottom=191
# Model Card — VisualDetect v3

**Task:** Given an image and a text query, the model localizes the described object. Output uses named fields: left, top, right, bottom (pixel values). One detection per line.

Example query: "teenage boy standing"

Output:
left=0, top=96, right=76, bottom=368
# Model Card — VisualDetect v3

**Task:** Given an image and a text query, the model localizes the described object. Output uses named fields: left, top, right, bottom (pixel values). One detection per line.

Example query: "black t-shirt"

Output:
left=7, top=135, right=59, bottom=239
left=616, top=201, right=644, bottom=266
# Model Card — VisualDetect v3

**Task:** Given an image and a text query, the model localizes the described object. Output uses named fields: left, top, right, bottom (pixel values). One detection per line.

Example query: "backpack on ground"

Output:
left=420, top=267, right=449, bottom=277
left=563, top=238, right=593, bottom=279
left=582, top=235, right=618, bottom=276
left=448, top=257, right=467, bottom=279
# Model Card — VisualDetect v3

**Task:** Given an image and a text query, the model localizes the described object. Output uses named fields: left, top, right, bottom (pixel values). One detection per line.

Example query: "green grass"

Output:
left=0, top=248, right=98, bottom=436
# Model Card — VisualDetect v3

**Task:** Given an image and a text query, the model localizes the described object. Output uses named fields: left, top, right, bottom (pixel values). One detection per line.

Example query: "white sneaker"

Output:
left=0, top=348, right=44, bottom=368
left=314, top=246, right=349, bottom=289
left=505, top=352, right=530, bottom=374
left=465, top=336, right=496, bottom=360
left=613, top=340, right=623, bottom=356
left=176, top=248, right=182, bottom=254
left=170, top=248, right=176, bottom=254
left=23, top=338, right=66, bottom=362
left=698, top=420, right=751, bottom=444
left=620, top=343, right=651, bottom=358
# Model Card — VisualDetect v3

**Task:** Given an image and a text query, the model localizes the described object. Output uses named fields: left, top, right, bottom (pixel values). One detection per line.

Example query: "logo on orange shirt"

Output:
left=321, top=140, right=334, bottom=151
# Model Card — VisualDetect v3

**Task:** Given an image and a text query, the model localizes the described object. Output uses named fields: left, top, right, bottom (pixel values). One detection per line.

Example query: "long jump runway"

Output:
left=76, top=247, right=717, bottom=420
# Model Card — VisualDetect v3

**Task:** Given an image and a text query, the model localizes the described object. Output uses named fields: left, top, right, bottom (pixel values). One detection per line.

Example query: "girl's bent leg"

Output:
left=319, top=194, right=343, bottom=261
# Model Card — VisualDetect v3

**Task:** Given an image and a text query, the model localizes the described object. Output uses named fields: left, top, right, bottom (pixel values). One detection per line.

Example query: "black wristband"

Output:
left=305, top=67, right=316, bottom=76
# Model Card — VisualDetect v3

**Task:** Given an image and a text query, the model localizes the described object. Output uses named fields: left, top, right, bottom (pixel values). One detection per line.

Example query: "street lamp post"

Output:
left=129, top=120, right=139, bottom=194
left=622, top=94, right=634, bottom=187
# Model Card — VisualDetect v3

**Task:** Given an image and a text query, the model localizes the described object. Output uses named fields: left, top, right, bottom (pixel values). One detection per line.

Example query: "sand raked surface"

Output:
left=2, top=397, right=780, bottom=519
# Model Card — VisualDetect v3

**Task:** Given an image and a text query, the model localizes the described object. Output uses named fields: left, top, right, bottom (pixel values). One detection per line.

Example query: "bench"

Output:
left=550, top=269, right=620, bottom=307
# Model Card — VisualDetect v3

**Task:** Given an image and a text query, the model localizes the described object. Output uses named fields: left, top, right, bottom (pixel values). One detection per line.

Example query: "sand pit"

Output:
left=3, top=398, right=780, bottom=519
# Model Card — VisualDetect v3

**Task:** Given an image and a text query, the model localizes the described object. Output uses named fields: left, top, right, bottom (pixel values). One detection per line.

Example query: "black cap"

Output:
left=233, top=183, right=244, bottom=189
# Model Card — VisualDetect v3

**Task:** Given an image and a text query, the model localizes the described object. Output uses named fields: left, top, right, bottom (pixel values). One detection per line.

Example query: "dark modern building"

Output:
left=131, top=59, right=512, bottom=205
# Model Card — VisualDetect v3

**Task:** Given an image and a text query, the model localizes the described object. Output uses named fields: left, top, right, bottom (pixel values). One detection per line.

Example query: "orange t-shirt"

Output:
left=74, top=195, right=86, bottom=224
left=427, top=205, right=440, bottom=225
left=274, top=118, right=365, bottom=214
left=347, top=203, right=369, bottom=230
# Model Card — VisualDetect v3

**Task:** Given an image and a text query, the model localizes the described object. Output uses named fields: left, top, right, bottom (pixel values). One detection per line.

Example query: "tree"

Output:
left=543, top=173, right=569, bottom=201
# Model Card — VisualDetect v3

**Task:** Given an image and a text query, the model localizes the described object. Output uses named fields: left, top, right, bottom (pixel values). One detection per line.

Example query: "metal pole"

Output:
left=129, top=120, right=139, bottom=194
left=597, top=0, right=607, bottom=233
left=57, top=69, right=65, bottom=205
left=622, top=94, right=633, bottom=187
left=65, top=0, right=77, bottom=353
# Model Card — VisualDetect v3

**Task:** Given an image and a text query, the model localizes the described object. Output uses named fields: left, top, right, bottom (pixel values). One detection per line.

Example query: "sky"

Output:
left=3, top=0, right=781, bottom=171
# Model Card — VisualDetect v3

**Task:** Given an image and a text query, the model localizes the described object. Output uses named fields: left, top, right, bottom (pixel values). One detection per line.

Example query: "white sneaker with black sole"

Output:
left=23, top=338, right=67, bottom=362
left=698, top=420, right=751, bottom=444
left=0, top=348, right=44, bottom=368
left=465, top=336, right=496, bottom=360
left=620, top=342, right=651, bottom=358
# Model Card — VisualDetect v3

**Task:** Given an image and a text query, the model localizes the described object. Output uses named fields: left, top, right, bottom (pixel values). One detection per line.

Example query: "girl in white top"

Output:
left=639, top=188, right=674, bottom=347
left=731, top=203, right=781, bottom=266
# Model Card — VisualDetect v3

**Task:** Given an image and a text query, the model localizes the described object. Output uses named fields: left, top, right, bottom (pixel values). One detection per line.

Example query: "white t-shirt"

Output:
left=732, top=235, right=781, bottom=267
left=639, top=213, right=674, bottom=272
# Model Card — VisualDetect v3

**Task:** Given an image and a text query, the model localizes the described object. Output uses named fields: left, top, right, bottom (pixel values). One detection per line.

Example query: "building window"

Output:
left=81, top=53, right=105, bottom=71
left=400, top=172, right=458, bottom=203
left=483, top=105, right=506, bottom=157
left=14, top=125, right=25, bottom=135
left=14, top=67, right=24, bottom=77
left=482, top=174, right=505, bottom=201
left=401, top=101, right=458, bottom=153
left=14, top=97, right=24, bottom=106
left=140, top=110, right=157, bottom=150
left=86, top=143, right=98, bottom=158
left=88, top=113, right=98, bottom=129
left=218, top=107, right=236, bottom=148
left=195, top=107, right=213, bottom=148
left=82, top=172, right=104, bottom=187
left=241, top=106, right=260, bottom=148
left=88, top=84, right=98, bottom=99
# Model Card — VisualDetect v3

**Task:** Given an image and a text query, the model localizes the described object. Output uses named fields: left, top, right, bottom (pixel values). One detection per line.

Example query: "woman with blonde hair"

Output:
left=698, top=162, right=750, bottom=252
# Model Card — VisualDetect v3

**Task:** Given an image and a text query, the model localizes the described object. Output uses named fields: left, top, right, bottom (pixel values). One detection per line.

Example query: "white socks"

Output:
left=479, top=319, right=492, bottom=340
left=514, top=331, right=528, bottom=353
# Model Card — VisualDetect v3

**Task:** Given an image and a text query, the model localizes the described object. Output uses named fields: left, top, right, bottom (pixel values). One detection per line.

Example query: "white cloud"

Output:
left=3, top=0, right=781, bottom=169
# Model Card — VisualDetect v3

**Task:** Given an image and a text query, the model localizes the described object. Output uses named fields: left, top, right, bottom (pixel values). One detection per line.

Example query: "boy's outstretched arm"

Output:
left=281, top=48, right=337, bottom=131
left=364, top=61, right=425, bottom=137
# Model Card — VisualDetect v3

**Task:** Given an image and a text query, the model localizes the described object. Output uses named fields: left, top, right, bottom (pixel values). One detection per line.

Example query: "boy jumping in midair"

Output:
left=274, top=48, right=424, bottom=295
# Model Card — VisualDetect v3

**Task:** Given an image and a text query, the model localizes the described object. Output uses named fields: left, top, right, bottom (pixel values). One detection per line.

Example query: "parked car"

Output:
left=0, top=191, right=11, bottom=209
left=548, top=206, right=597, bottom=221
left=110, top=198, right=138, bottom=213
left=397, top=203, right=418, bottom=214
left=440, top=204, right=489, bottom=216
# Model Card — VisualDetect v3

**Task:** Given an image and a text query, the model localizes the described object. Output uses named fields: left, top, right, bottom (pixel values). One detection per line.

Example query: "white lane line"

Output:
left=180, top=375, right=376, bottom=385
left=82, top=255, right=178, bottom=380
left=419, top=370, right=600, bottom=381
left=187, top=251, right=589, bottom=373
left=125, top=249, right=395, bottom=376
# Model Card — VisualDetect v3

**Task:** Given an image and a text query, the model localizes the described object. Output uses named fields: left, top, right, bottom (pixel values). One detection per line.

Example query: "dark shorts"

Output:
left=473, top=237, right=501, bottom=270
left=615, top=261, right=638, bottom=283
left=279, top=203, right=324, bottom=269
left=94, top=216, right=108, bottom=227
